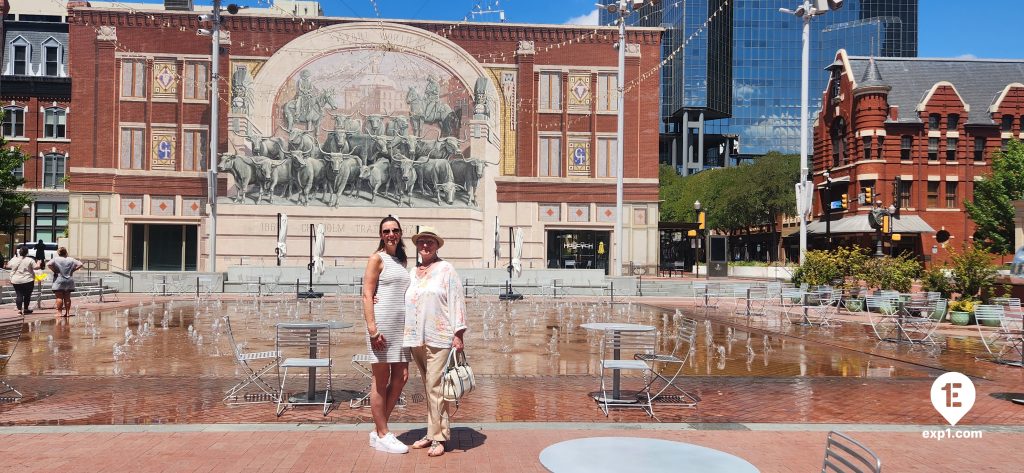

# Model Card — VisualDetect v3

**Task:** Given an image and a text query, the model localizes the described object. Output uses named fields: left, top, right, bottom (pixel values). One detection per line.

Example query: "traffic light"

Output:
left=863, top=186, right=873, bottom=203
left=881, top=214, right=891, bottom=234
left=697, top=211, right=705, bottom=230
left=891, top=233, right=901, bottom=241
left=841, top=193, right=848, bottom=209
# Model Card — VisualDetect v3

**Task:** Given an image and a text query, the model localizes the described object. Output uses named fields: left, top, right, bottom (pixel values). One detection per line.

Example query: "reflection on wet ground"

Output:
left=1, top=295, right=1021, bottom=426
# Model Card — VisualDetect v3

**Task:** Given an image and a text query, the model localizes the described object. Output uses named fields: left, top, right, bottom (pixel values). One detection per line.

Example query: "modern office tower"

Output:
left=604, top=0, right=918, bottom=173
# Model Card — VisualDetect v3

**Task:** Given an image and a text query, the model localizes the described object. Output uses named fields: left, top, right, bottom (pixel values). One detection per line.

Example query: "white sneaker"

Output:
left=374, top=432, right=409, bottom=454
left=369, top=431, right=379, bottom=448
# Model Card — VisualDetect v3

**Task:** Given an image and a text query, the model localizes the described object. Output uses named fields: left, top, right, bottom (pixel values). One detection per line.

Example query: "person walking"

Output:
left=403, top=226, right=467, bottom=458
left=46, top=247, right=83, bottom=317
left=361, top=215, right=411, bottom=454
left=6, top=246, right=40, bottom=315
left=34, top=240, right=46, bottom=266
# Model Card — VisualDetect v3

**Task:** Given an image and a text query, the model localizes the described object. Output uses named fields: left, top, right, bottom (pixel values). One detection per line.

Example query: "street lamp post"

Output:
left=823, top=170, right=832, bottom=250
left=597, top=0, right=656, bottom=277
left=780, top=0, right=844, bottom=264
left=693, top=200, right=705, bottom=278
left=21, top=204, right=30, bottom=245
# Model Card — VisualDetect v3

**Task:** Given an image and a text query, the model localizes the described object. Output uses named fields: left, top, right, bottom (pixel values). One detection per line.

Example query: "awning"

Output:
left=816, top=176, right=850, bottom=189
left=780, top=226, right=800, bottom=238
left=806, top=214, right=935, bottom=235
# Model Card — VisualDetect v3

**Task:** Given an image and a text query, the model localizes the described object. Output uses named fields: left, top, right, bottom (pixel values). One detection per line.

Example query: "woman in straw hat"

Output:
left=362, top=215, right=412, bottom=454
left=403, top=226, right=467, bottom=457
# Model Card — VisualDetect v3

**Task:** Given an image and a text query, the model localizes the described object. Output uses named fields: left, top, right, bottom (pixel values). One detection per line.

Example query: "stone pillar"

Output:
left=681, top=111, right=689, bottom=174
left=515, top=41, right=535, bottom=177
left=697, top=111, right=705, bottom=171
left=1015, top=200, right=1024, bottom=250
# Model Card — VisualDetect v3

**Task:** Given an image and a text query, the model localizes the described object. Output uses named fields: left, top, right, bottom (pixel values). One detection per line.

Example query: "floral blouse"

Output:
left=402, top=260, right=467, bottom=349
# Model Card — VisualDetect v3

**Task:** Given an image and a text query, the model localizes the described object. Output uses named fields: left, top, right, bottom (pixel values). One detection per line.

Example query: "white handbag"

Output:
left=441, top=349, right=475, bottom=402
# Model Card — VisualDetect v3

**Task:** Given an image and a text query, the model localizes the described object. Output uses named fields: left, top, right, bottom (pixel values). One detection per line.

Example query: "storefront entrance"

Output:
left=129, top=224, right=198, bottom=271
left=546, top=230, right=610, bottom=274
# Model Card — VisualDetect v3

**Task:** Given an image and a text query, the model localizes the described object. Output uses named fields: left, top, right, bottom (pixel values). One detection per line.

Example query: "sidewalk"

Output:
left=1, top=423, right=1021, bottom=472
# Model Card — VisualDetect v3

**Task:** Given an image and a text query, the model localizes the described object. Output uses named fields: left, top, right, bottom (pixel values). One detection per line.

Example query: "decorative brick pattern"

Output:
left=182, top=198, right=203, bottom=216
left=538, top=203, right=560, bottom=222
left=150, top=197, right=175, bottom=216
left=121, top=196, right=142, bottom=215
left=596, top=205, right=616, bottom=223
left=567, top=204, right=590, bottom=222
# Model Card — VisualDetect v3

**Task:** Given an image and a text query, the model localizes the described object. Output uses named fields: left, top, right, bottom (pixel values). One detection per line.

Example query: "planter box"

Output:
left=950, top=311, right=973, bottom=326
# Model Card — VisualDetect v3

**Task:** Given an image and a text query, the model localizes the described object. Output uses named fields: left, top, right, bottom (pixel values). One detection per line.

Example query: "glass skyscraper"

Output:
left=604, top=0, right=918, bottom=170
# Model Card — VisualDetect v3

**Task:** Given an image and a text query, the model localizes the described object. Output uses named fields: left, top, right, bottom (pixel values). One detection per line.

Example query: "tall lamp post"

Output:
left=691, top=200, right=705, bottom=278
left=780, top=0, right=844, bottom=264
left=21, top=204, right=30, bottom=245
left=198, top=1, right=244, bottom=273
left=596, top=0, right=657, bottom=277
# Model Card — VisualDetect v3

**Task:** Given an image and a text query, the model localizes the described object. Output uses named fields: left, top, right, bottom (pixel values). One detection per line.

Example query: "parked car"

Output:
left=17, top=242, right=58, bottom=261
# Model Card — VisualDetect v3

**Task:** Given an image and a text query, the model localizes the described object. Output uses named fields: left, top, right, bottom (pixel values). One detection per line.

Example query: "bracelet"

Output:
left=369, top=331, right=381, bottom=339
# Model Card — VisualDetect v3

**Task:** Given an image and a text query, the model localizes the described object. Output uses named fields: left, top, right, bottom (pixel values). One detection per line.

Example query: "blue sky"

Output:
left=123, top=1, right=1021, bottom=59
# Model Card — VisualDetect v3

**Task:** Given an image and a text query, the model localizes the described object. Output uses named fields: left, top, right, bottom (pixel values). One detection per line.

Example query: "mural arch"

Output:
left=225, top=22, right=501, bottom=209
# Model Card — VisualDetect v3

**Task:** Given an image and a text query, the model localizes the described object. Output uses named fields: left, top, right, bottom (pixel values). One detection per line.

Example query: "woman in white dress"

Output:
left=361, top=216, right=412, bottom=454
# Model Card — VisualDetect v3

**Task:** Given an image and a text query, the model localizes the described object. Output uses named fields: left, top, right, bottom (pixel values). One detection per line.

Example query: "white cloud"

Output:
left=955, top=53, right=977, bottom=60
left=565, top=9, right=599, bottom=26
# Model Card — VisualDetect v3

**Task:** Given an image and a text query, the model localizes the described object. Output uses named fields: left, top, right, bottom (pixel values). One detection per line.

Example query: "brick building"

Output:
left=0, top=0, right=71, bottom=255
left=812, top=49, right=1024, bottom=264
left=61, top=2, right=662, bottom=273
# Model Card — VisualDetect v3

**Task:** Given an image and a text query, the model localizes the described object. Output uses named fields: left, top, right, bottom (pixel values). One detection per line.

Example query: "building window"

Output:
left=876, top=136, right=885, bottom=160
left=830, top=69, right=841, bottom=99
left=596, top=73, right=618, bottom=112
left=2, top=107, right=25, bottom=137
left=1002, top=139, right=1010, bottom=152
left=43, top=108, right=67, bottom=138
left=900, top=135, right=912, bottom=161
left=927, top=137, right=939, bottom=161
left=11, top=159, right=24, bottom=181
left=538, top=136, right=562, bottom=177
left=974, top=137, right=985, bottom=161
left=947, top=113, right=959, bottom=130
left=898, top=180, right=912, bottom=209
left=183, top=62, right=208, bottom=100
left=120, top=59, right=146, bottom=98
left=596, top=137, right=617, bottom=178
left=926, top=181, right=939, bottom=208
left=42, top=153, right=66, bottom=189
left=182, top=129, right=207, bottom=171
left=11, top=39, right=28, bottom=75
left=538, top=72, right=561, bottom=111
left=1020, top=115, right=1024, bottom=132
left=33, top=203, right=69, bottom=244
left=946, top=137, right=958, bottom=161
left=945, top=181, right=958, bottom=209
left=42, top=39, right=62, bottom=76
left=831, top=119, right=845, bottom=167
left=862, top=136, right=872, bottom=161
left=860, top=179, right=876, bottom=204
left=928, top=113, right=941, bottom=130
left=1001, top=114, right=1014, bottom=132
left=120, top=127, right=145, bottom=169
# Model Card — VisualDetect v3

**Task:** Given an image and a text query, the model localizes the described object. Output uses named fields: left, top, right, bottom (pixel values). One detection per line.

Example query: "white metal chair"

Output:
left=634, top=317, right=699, bottom=407
left=0, top=315, right=25, bottom=402
left=866, top=296, right=900, bottom=342
left=821, top=431, right=882, bottom=473
left=598, top=329, right=657, bottom=418
left=223, top=316, right=280, bottom=404
left=275, top=322, right=333, bottom=416
left=975, top=305, right=1022, bottom=365
left=349, top=353, right=408, bottom=409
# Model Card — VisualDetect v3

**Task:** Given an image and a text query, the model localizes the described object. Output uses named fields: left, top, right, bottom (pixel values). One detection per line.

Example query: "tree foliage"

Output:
left=659, top=153, right=799, bottom=229
left=947, top=243, right=1001, bottom=301
left=965, top=139, right=1024, bottom=254
left=0, top=110, right=31, bottom=250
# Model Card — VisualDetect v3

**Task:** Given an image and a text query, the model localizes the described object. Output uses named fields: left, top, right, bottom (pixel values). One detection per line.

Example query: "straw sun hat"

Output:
left=410, top=226, right=445, bottom=248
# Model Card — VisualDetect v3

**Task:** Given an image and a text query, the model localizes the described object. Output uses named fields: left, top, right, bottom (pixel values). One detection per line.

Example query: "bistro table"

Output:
left=539, top=437, right=760, bottom=473
left=287, top=320, right=353, bottom=403
left=581, top=322, right=655, bottom=404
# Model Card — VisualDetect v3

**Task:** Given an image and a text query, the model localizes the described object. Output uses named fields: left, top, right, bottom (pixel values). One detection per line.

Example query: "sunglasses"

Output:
left=381, top=229, right=402, bottom=235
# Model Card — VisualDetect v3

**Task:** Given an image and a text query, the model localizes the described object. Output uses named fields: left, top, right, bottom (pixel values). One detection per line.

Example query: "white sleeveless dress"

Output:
left=366, top=251, right=412, bottom=363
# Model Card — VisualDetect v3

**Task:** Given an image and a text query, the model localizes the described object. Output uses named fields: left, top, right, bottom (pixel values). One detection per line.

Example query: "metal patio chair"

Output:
left=803, top=288, right=842, bottom=326
left=634, top=317, right=699, bottom=407
left=975, top=305, right=1022, bottom=365
left=349, top=353, right=408, bottom=409
left=0, top=315, right=25, bottom=402
left=598, top=329, right=658, bottom=418
left=275, top=322, right=333, bottom=416
left=866, top=296, right=900, bottom=342
left=821, top=431, right=882, bottom=473
left=223, top=316, right=280, bottom=404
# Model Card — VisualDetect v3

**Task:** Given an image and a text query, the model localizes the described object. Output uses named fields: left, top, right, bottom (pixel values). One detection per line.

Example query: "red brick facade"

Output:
left=813, top=50, right=1024, bottom=265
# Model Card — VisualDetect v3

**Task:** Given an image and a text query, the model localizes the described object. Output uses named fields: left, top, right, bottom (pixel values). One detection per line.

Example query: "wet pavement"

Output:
left=1, top=292, right=1022, bottom=471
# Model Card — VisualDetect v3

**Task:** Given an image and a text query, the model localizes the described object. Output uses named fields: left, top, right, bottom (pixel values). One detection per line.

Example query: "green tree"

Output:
left=0, top=110, right=32, bottom=256
left=965, top=139, right=1024, bottom=254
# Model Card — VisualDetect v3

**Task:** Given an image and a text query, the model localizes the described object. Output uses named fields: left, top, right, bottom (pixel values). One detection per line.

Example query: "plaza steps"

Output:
left=0, top=278, right=118, bottom=306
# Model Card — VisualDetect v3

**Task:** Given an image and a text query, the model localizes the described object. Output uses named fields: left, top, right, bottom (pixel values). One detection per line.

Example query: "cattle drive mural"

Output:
left=223, top=49, right=495, bottom=209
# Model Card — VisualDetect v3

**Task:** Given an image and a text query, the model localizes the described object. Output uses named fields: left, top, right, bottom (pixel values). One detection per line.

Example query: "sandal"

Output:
left=427, top=440, right=445, bottom=457
left=411, top=437, right=432, bottom=449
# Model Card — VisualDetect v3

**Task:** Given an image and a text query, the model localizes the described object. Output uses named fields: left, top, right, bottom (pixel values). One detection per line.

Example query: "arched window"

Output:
left=831, top=118, right=846, bottom=167
left=1002, top=114, right=1014, bottom=131
left=44, top=107, right=67, bottom=138
left=928, top=113, right=941, bottom=130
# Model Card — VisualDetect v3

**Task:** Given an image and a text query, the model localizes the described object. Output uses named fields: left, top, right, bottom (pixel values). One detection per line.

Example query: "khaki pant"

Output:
left=410, top=345, right=451, bottom=441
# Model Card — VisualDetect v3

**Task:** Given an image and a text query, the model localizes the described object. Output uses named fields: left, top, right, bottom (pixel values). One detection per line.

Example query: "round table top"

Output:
left=539, top=437, right=759, bottom=473
left=580, top=323, right=655, bottom=332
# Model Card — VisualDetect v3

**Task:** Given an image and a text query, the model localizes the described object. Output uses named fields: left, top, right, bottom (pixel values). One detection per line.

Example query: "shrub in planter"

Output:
left=948, top=244, right=1000, bottom=301
left=792, top=246, right=868, bottom=287
left=860, top=254, right=921, bottom=292
left=920, top=266, right=953, bottom=300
